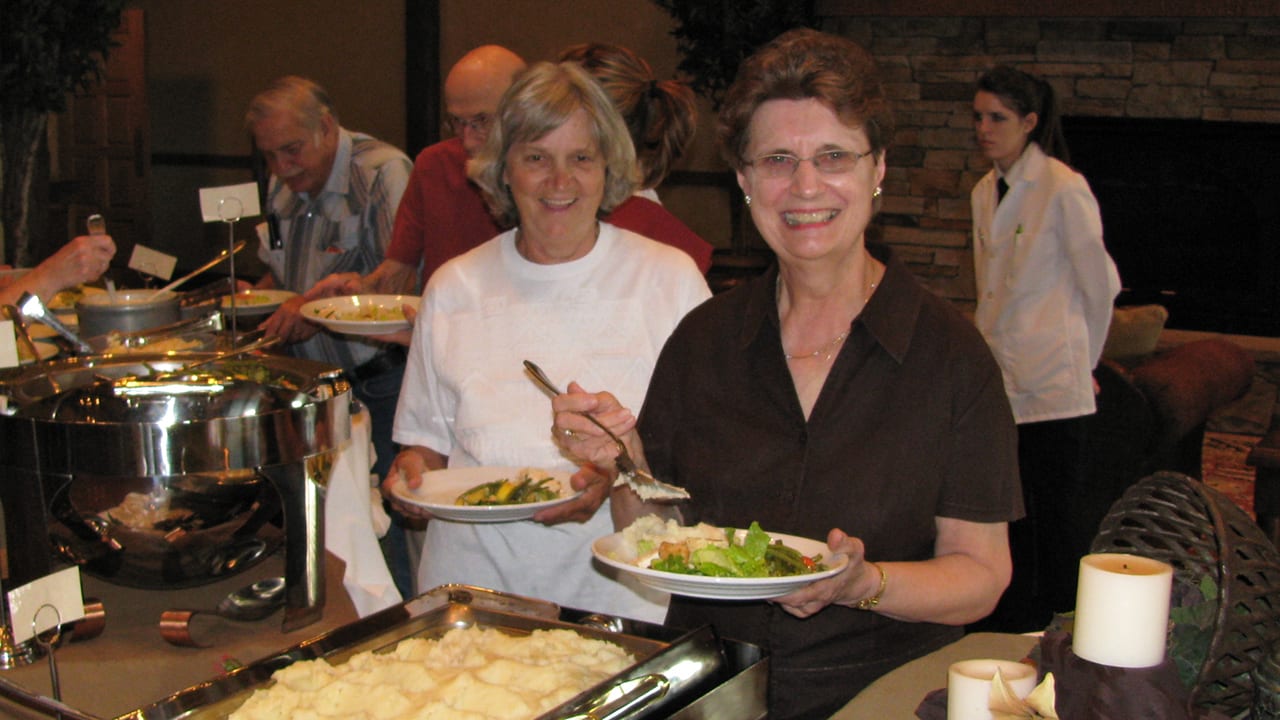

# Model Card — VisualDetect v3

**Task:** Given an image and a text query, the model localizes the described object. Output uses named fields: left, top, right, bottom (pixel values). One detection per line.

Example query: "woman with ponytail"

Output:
left=969, top=65, right=1121, bottom=633
left=558, top=42, right=712, bottom=272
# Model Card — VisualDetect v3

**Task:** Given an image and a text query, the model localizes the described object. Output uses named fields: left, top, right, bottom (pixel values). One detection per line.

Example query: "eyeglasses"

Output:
left=447, top=112, right=493, bottom=135
left=746, top=149, right=872, bottom=179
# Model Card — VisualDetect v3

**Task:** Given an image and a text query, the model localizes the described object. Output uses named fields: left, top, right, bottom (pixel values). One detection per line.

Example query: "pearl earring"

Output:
left=872, top=186, right=882, bottom=199
left=744, top=195, right=752, bottom=206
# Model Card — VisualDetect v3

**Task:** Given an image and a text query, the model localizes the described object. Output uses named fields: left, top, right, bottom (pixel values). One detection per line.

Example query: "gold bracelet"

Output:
left=855, top=561, right=887, bottom=611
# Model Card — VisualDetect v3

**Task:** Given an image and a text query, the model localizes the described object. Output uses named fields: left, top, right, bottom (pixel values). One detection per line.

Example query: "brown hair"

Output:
left=977, top=65, right=1070, bottom=165
left=468, top=61, right=638, bottom=228
left=558, top=43, right=697, bottom=190
left=717, top=28, right=893, bottom=171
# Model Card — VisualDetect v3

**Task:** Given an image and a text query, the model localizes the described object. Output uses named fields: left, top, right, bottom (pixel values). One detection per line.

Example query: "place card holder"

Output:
left=31, top=604, right=63, bottom=701
left=199, top=182, right=262, bottom=344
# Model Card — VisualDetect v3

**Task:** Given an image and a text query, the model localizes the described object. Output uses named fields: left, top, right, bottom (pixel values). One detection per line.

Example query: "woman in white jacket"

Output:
left=969, top=65, right=1121, bottom=633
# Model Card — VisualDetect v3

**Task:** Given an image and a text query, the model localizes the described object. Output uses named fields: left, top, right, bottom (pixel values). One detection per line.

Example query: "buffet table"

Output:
left=832, top=632, right=1039, bottom=719
left=0, top=551, right=359, bottom=719
left=0, top=403, right=395, bottom=718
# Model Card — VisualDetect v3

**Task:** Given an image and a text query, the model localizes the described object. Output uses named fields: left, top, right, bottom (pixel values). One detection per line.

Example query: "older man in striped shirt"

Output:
left=247, top=75, right=412, bottom=484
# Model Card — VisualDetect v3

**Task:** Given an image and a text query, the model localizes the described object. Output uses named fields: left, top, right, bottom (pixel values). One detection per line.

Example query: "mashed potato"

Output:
left=229, top=625, right=634, bottom=720
left=618, top=514, right=728, bottom=567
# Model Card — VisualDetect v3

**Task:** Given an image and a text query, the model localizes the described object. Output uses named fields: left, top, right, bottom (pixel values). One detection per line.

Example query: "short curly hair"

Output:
left=717, top=29, right=894, bottom=171
left=468, top=61, right=638, bottom=229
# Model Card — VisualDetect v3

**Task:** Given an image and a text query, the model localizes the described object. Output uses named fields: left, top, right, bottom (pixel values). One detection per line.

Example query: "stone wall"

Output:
left=822, top=15, right=1280, bottom=307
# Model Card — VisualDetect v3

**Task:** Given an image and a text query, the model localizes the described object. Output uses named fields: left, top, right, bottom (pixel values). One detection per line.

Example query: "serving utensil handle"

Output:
left=523, top=360, right=624, bottom=445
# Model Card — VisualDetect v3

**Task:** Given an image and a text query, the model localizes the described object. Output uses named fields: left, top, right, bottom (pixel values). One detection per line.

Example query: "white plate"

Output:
left=25, top=323, right=57, bottom=340
left=389, top=466, right=580, bottom=523
left=18, top=340, right=58, bottom=365
left=48, top=286, right=104, bottom=316
left=221, top=289, right=297, bottom=316
left=300, top=294, right=419, bottom=336
left=592, top=528, right=846, bottom=600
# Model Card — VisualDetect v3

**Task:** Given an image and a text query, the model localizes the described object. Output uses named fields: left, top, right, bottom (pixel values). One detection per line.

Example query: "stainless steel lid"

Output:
left=0, top=353, right=350, bottom=477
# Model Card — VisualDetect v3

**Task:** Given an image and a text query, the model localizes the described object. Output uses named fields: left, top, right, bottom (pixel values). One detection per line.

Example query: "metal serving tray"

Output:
left=137, top=588, right=754, bottom=720
left=0, top=585, right=766, bottom=720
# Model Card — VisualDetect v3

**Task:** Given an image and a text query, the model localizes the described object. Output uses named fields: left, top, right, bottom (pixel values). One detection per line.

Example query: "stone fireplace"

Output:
left=1064, top=115, right=1280, bottom=335
left=816, top=4, right=1280, bottom=335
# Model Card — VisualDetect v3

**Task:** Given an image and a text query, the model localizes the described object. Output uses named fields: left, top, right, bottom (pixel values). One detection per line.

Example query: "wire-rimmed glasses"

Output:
left=746, top=148, right=872, bottom=179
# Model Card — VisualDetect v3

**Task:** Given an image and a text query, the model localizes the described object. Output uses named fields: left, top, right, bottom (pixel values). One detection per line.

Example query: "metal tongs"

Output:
left=110, top=330, right=282, bottom=390
left=523, top=360, right=690, bottom=501
left=15, top=292, right=92, bottom=354
left=0, top=303, right=41, bottom=362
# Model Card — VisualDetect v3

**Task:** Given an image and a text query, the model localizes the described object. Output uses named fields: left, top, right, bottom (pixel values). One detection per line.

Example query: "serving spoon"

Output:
left=152, top=240, right=247, bottom=297
left=86, top=214, right=119, bottom=305
left=523, top=360, right=690, bottom=501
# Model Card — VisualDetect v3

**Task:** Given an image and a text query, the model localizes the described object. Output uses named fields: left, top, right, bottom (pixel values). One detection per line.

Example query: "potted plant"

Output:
left=651, top=0, right=818, bottom=107
left=1, top=0, right=123, bottom=266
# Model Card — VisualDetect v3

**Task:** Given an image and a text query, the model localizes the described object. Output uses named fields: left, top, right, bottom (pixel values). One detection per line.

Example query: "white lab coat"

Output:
left=971, top=143, right=1122, bottom=424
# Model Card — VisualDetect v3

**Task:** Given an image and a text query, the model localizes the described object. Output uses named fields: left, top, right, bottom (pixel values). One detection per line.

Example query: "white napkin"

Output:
left=324, top=407, right=402, bottom=616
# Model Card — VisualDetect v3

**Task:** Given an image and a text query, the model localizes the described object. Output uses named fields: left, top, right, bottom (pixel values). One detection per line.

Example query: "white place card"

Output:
left=7, top=566, right=86, bottom=645
left=0, top=320, right=18, bottom=369
left=199, top=182, right=261, bottom=223
left=128, top=244, right=179, bottom=280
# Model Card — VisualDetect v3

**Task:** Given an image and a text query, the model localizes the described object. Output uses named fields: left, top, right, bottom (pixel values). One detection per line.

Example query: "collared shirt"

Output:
left=971, top=142, right=1121, bottom=423
left=638, top=245, right=1021, bottom=719
left=258, top=128, right=412, bottom=371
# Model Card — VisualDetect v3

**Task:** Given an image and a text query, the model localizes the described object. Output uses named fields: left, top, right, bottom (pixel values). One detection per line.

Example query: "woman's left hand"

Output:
left=531, top=464, right=611, bottom=525
left=772, top=528, right=869, bottom=618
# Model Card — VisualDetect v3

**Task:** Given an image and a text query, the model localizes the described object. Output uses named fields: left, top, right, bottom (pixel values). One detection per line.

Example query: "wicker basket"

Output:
left=1091, top=471, right=1280, bottom=717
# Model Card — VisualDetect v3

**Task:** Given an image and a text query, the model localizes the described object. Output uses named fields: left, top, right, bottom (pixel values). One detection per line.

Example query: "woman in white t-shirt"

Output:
left=384, top=61, right=709, bottom=622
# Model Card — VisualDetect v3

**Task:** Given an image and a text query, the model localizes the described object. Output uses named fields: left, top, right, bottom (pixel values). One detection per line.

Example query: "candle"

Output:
left=947, top=658, right=1038, bottom=720
left=1073, top=552, right=1173, bottom=668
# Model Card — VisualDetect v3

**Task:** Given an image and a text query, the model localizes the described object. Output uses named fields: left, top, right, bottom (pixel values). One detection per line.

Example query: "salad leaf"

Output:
left=651, top=521, right=826, bottom=578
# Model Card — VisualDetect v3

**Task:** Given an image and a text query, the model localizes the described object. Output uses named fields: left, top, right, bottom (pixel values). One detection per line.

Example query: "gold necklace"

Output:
left=785, top=328, right=853, bottom=362
left=779, top=276, right=878, bottom=362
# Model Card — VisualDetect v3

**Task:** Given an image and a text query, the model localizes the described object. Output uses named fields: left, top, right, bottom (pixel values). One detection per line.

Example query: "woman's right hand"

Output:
left=1, top=234, right=117, bottom=307
left=551, top=382, right=643, bottom=470
left=21, top=234, right=116, bottom=300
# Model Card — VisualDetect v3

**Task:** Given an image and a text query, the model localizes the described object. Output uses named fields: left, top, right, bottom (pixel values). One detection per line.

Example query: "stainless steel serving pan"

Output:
left=139, top=587, right=761, bottom=720
left=0, top=586, right=767, bottom=720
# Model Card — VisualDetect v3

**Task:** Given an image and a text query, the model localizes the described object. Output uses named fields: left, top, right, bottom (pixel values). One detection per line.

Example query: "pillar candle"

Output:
left=1073, top=552, right=1173, bottom=668
left=947, top=658, right=1038, bottom=720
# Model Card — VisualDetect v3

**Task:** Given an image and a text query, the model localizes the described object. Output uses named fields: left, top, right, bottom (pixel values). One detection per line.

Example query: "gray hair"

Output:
left=245, top=75, right=336, bottom=131
left=469, top=61, right=638, bottom=228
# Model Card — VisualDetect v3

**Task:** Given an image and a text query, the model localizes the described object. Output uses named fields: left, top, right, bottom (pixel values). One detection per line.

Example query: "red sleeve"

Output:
left=605, top=196, right=714, bottom=274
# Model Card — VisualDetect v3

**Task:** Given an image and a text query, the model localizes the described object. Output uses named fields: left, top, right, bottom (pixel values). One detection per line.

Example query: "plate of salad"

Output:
left=300, top=294, right=419, bottom=336
left=592, top=515, right=847, bottom=600
left=389, top=466, right=580, bottom=523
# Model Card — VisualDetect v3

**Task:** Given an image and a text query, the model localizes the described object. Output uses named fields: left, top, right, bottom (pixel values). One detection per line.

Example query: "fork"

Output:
left=523, top=360, right=690, bottom=501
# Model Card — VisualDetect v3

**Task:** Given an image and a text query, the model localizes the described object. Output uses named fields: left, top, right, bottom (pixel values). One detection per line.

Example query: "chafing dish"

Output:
left=0, top=586, right=767, bottom=720
left=0, top=351, right=350, bottom=632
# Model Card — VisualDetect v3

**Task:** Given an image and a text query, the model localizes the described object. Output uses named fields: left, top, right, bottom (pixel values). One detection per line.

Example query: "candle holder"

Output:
left=1089, top=471, right=1280, bottom=717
